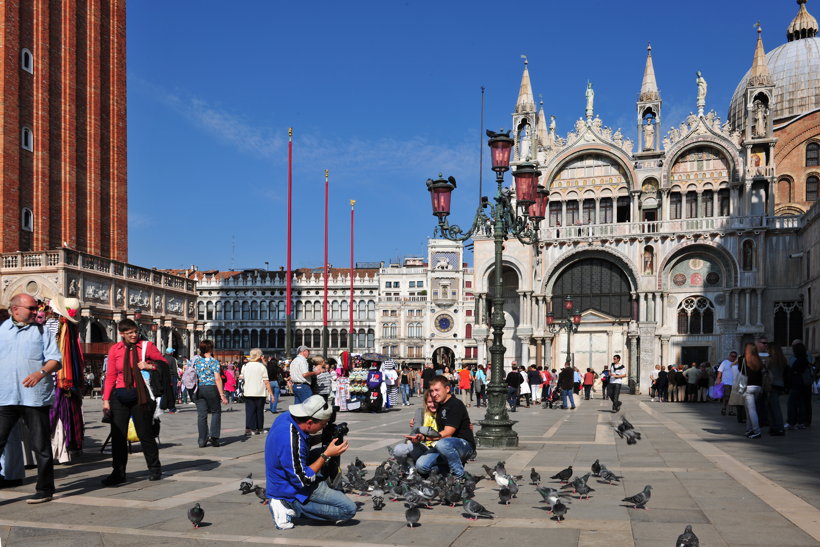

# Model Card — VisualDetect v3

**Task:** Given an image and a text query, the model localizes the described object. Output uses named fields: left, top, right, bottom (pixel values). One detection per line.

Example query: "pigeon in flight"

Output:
left=404, top=503, right=421, bottom=528
left=530, top=468, right=541, bottom=485
left=676, top=524, right=699, bottom=547
left=551, top=465, right=573, bottom=483
left=187, top=503, right=204, bottom=528
left=238, top=473, right=253, bottom=495
left=614, top=416, right=642, bottom=444
left=622, top=485, right=652, bottom=509
left=463, top=498, right=494, bottom=520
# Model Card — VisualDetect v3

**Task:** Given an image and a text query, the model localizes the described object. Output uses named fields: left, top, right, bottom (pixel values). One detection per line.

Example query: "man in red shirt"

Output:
left=101, top=319, right=167, bottom=486
left=583, top=368, right=597, bottom=400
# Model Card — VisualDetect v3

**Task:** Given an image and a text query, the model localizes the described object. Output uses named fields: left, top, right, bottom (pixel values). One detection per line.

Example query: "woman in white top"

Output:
left=240, top=348, right=274, bottom=435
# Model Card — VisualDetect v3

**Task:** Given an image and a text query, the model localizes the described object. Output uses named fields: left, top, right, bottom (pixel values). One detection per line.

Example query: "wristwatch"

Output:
left=319, top=453, right=330, bottom=461
left=39, top=369, right=47, bottom=375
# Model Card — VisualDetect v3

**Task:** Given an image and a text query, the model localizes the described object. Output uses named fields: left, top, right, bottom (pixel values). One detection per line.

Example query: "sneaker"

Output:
left=270, top=498, right=295, bottom=530
left=26, top=492, right=53, bottom=504
left=748, top=432, right=761, bottom=439
left=784, top=423, right=792, bottom=430
left=148, top=471, right=162, bottom=481
left=796, top=424, right=807, bottom=430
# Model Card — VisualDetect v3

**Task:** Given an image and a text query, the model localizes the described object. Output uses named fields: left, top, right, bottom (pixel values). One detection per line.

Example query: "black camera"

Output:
left=330, top=422, right=348, bottom=444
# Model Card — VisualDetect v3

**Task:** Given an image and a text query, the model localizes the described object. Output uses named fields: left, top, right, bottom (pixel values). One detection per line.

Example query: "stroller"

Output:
left=543, top=387, right=562, bottom=409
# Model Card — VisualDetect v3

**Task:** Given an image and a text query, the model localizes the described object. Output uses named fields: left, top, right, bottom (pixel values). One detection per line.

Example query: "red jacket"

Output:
left=103, top=340, right=166, bottom=400
left=583, top=371, right=595, bottom=385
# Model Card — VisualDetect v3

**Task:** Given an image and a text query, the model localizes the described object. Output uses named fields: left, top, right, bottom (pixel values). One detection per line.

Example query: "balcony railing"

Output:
left=539, top=215, right=802, bottom=241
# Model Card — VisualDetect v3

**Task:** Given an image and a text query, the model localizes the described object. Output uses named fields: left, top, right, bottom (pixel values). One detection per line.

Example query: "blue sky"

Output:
left=127, top=0, right=796, bottom=271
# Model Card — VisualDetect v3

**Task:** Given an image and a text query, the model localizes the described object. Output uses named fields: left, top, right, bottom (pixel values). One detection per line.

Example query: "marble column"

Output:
left=660, top=336, right=669, bottom=367
left=745, top=290, right=751, bottom=326
left=756, top=288, right=763, bottom=326
left=628, top=335, right=639, bottom=393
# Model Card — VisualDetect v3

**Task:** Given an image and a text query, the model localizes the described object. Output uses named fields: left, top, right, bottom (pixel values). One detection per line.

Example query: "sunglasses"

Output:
left=309, top=399, right=330, bottom=419
left=15, top=305, right=38, bottom=311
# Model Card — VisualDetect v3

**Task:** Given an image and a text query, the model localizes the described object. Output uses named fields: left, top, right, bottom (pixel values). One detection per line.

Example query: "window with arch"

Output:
left=330, top=329, right=339, bottom=347
left=251, top=300, right=258, bottom=320
left=233, top=301, right=240, bottom=320
left=807, top=142, right=820, bottom=167
left=685, top=191, right=698, bottom=218
left=702, top=190, right=714, bottom=217
left=670, top=192, right=682, bottom=219
left=358, top=300, right=366, bottom=320
left=774, top=301, right=803, bottom=347
left=21, top=48, right=33, bottom=73
left=277, top=301, right=285, bottom=319
left=304, top=301, right=313, bottom=320
left=340, top=329, right=348, bottom=348
left=294, top=301, right=302, bottom=320
left=331, top=300, right=340, bottom=320
left=21, top=207, right=33, bottom=232
left=383, top=322, right=397, bottom=339
left=367, top=328, right=375, bottom=349
left=718, top=189, right=730, bottom=216
left=215, top=302, right=223, bottom=320
left=260, top=301, right=267, bottom=320
left=742, top=240, right=755, bottom=271
left=242, top=301, right=250, bottom=320
left=206, top=301, right=214, bottom=321
left=312, top=329, right=321, bottom=348
left=358, top=329, right=367, bottom=349
left=21, top=126, right=32, bottom=151
left=599, top=197, right=613, bottom=224
left=341, top=300, right=348, bottom=318
left=196, top=302, right=204, bottom=321
left=807, top=175, right=819, bottom=202
left=676, top=296, right=715, bottom=335
left=367, top=300, right=376, bottom=320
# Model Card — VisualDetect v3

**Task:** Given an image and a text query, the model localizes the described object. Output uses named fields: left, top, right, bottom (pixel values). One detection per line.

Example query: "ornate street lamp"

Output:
left=425, top=129, right=544, bottom=448
left=546, top=295, right=583, bottom=365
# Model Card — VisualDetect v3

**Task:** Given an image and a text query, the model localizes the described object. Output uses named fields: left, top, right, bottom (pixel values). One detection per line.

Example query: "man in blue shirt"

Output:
left=0, top=293, right=62, bottom=503
left=265, top=395, right=355, bottom=530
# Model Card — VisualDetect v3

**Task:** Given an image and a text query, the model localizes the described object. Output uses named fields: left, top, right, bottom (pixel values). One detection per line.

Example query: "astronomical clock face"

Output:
left=435, top=314, right=454, bottom=333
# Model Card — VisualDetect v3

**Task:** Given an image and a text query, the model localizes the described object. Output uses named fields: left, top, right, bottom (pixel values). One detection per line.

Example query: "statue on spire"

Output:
left=585, top=82, right=595, bottom=120
left=696, top=71, right=708, bottom=115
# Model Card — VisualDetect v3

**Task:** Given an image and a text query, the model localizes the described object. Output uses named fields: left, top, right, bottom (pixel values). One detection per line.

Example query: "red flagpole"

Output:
left=349, top=199, right=355, bottom=354
left=285, top=128, right=293, bottom=356
left=323, top=169, right=329, bottom=358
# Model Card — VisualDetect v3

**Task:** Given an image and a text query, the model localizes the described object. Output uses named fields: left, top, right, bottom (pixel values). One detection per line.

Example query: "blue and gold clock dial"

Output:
left=435, top=314, right=454, bottom=333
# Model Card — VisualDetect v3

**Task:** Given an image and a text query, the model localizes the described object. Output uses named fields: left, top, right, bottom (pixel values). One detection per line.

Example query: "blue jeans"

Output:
left=0, top=421, right=23, bottom=480
left=292, top=383, right=313, bottom=404
left=507, top=386, right=519, bottom=409
left=415, top=437, right=473, bottom=477
left=744, top=385, right=763, bottom=434
left=269, top=382, right=281, bottom=413
left=561, top=389, right=575, bottom=409
left=400, top=384, right=410, bottom=405
left=272, top=480, right=356, bottom=523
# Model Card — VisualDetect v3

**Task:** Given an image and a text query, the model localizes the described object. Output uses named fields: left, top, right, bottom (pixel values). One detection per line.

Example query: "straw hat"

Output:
left=49, top=295, right=79, bottom=323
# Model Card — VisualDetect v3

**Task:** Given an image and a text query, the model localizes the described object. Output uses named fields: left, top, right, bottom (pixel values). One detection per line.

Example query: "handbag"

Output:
left=735, top=361, right=748, bottom=395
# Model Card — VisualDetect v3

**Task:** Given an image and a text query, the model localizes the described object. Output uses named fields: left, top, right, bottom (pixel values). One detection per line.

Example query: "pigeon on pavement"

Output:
left=575, top=482, right=594, bottom=500
left=530, top=468, right=541, bottom=485
left=239, top=473, right=253, bottom=495
left=498, top=486, right=512, bottom=505
left=482, top=464, right=495, bottom=480
left=622, top=485, right=652, bottom=509
left=551, top=465, right=573, bottom=483
left=591, top=459, right=602, bottom=476
left=188, top=503, right=204, bottom=528
left=551, top=500, right=568, bottom=522
left=599, top=468, right=622, bottom=484
left=676, top=524, right=699, bottom=547
left=254, top=485, right=269, bottom=505
left=463, top=498, right=494, bottom=520
left=404, top=503, right=421, bottom=528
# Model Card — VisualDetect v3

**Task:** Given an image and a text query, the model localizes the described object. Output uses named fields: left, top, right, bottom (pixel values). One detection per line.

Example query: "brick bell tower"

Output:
left=0, top=0, right=128, bottom=261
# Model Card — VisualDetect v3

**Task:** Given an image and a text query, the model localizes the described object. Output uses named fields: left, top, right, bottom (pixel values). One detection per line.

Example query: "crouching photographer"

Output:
left=265, top=395, right=356, bottom=530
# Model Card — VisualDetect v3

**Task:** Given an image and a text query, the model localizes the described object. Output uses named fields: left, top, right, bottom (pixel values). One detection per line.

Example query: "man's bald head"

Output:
left=10, top=293, right=37, bottom=323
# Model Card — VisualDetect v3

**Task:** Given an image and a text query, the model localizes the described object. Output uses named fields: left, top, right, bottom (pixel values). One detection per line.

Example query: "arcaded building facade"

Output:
left=472, top=1, right=819, bottom=392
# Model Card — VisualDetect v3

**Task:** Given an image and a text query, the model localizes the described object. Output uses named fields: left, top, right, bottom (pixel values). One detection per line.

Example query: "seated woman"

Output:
left=391, top=390, right=438, bottom=464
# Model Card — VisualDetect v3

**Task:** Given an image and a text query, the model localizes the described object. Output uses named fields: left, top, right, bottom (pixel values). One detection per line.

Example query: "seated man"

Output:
left=265, top=395, right=356, bottom=530
left=413, top=375, right=476, bottom=478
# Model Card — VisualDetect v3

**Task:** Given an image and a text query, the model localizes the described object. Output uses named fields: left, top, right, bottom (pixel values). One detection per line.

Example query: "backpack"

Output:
left=181, top=361, right=199, bottom=392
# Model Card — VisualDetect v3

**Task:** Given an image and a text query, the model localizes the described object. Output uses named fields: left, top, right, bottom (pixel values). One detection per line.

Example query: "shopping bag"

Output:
left=709, top=383, right=724, bottom=400
left=127, top=418, right=139, bottom=442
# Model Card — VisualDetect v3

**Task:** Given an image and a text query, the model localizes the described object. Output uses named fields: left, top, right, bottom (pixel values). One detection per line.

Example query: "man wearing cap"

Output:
left=164, top=348, right=178, bottom=414
left=0, top=293, right=62, bottom=503
left=290, top=346, right=319, bottom=404
left=265, top=395, right=355, bottom=529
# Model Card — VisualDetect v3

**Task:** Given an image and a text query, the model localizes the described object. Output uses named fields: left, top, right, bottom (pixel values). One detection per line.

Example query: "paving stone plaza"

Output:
left=1, top=393, right=819, bottom=546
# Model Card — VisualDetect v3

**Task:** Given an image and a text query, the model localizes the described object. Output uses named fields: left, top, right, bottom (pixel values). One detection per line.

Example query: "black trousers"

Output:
left=108, top=396, right=161, bottom=477
left=607, top=383, right=622, bottom=409
left=0, top=405, right=53, bottom=493
left=245, top=396, right=265, bottom=431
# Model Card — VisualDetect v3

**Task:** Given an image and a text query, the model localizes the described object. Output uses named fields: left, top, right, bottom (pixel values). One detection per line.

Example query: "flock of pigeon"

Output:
left=184, top=415, right=700, bottom=546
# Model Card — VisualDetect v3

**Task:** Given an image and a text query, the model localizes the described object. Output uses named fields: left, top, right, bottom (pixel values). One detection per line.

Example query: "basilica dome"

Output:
left=728, top=1, right=820, bottom=130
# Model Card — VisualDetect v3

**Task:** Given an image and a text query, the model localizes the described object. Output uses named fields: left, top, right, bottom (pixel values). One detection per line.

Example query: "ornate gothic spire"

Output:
left=788, top=0, right=818, bottom=41
left=638, top=43, right=660, bottom=102
left=749, top=24, right=774, bottom=87
left=536, top=97, right=548, bottom=146
left=515, top=56, right=536, bottom=113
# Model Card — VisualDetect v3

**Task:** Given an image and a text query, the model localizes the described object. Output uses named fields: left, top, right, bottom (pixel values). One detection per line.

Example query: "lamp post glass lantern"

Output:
left=426, top=129, right=544, bottom=448
left=548, top=295, right=582, bottom=365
